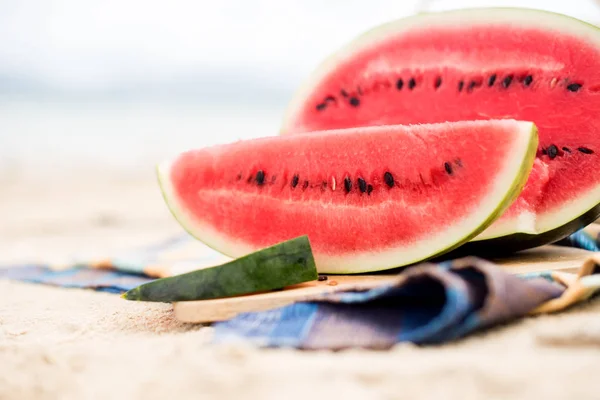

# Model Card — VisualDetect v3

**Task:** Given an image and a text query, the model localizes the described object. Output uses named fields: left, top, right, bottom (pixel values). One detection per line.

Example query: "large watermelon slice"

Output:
left=280, top=8, right=600, bottom=252
left=158, top=120, right=537, bottom=273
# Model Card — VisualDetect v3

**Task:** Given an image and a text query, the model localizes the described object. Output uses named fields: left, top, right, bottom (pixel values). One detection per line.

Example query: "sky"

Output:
left=1, top=0, right=599, bottom=101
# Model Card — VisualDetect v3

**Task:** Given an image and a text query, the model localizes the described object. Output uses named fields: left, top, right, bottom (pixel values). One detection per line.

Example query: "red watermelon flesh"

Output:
left=158, top=120, right=537, bottom=273
left=280, top=8, right=600, bottom=246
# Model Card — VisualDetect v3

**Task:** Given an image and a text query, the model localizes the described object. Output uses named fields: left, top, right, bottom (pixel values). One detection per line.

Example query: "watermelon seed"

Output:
left=458, top=80, right=464, bottom=92
left=316, top=103, right=326, bottom=111
left=550, top=78, right=558, bottom=89
left=291, top=175, right=299, bottom=188
left=303, top=180, right=309, bottom=190
left=434, top=76, right=442, bottom=89
left=384, top=172, right=395, bottom=188
left=324, top=95, right=336, bottom=103
left=357, top=178, right=367, bottom=193
left=331, top=176, right=336, bottom=191
left=578, top=147, right=594, bottom=154
left=367, top=184, right=373, bottom=195
left=255, top=170, right=265, bottom=185
left=321, top=181, right=327, bottom=191
left=340, top=89, right=348, bottom=97
left=523, top=75, right=533, bottom=87
left=562, top=147, right=571, bottom=153
left=318, top=275, right=328, bottom=281
left=408, top=78, right=416, bottom=90
left=247, top=174, right=254, bottom=183
left=502, top=75, right=514, bottom=88
left=488, top=74, right=497, bottom=87
left=396, top=78, right=404, bottom=90
left=349, top=97, right=360, bottom=107
left=444, top=162, right=453, bottom=175
left=567, top=83, right=582, bottom=92
left=467, top=80, right=481, bottom=92
left=547, top=144, right=558, bottom=160
left=541, top=148, right=547, bottom=155
left=344, top=177, right=352, bottom=193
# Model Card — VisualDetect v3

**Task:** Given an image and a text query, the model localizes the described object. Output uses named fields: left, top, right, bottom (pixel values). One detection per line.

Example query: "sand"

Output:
left=2, top=174, right=600, bottom=400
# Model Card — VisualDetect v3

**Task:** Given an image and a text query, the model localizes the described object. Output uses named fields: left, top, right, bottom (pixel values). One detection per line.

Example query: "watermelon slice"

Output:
left=280, top=8, right=600, bottom=252
left=157, top=120, right=537, bottom=273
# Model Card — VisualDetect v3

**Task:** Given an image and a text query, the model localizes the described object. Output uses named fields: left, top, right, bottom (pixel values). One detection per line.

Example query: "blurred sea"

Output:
left=0, top=98, right=286, bottom=182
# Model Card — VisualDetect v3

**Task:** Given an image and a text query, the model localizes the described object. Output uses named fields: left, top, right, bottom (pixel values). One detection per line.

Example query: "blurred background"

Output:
left=1, top=0, right=600, bottom=183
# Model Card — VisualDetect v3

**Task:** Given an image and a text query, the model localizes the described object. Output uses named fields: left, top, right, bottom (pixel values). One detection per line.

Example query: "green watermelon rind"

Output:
left=156, top=122, right=538, bottom=274
left=279, top=6, right=600, bottom=251
left=122, top=235, right=317, bottom=302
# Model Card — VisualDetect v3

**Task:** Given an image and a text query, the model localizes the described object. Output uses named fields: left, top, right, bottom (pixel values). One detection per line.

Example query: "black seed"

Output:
left=316, top=103, right=326, bottom=111
left=396, top=78, right=404, bottom=90
left=303, top=180, right=309, bottom=189
left=255, top=170, right=265, bottom=185
left=541, top=148, right=547, bottom=155
left=340, top=89, right=348, bottom=97
left=349, top=97, right=360, bottom=107
left=357, top=178, right=367, bottom=193
left=523, top=75, right=533, bottom=86
left=444, top=162, right=453, bottom=175
left=434, top=76, right=442, bottom=89
left=291, top=175, right=299, bottom=188
left=367, top=184, right=373, bottom=195
left=467, top=80, right=480, bottom=92
left=562, top=147, right=571, bottom=153
left=567, top=83, right=582, bottom=92
left=318, top=275, right=328, bottom=281
left=383, top=171, right=394, bottom=188
left=408, top=78, right=416, bottom=90
left=502, top=75, right=513, bottom=88
left=578, top=147, right=594, bottom=154
left=488, top=74, right=497, bottom=87
left=547, top=144, right=558, bottom=159
left=344, top=177, right=352, bottom=193
left=322, top=181, right=327, bottom=190
left=458, top=80, right=464, bottom=92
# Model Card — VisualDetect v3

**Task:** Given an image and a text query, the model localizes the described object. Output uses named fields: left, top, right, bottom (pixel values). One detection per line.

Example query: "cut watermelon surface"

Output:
left=158, top=120, right=537, bottom=273
left=280, top=8, right=600, bottom=250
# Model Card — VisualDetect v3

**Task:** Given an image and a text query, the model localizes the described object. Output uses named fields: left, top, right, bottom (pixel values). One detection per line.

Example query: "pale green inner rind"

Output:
left=157, top=121, right=538, bottom=274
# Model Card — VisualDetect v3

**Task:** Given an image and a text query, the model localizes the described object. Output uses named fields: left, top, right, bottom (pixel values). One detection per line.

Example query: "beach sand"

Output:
left=2, top=173, right=600, bottom=400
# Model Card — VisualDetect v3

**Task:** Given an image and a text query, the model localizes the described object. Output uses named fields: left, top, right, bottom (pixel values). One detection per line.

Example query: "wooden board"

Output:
left=173, top=245, right=597, bottom=323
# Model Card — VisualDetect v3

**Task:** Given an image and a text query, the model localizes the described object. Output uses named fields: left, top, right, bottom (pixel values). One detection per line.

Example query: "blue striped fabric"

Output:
left=1, top=225, right=600, bottom=349
left=213, top=257, right=567, bottom=349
